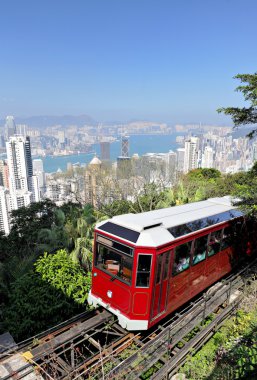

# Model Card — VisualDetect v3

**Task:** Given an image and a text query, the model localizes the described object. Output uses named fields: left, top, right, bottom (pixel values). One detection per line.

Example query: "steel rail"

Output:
left=0, top=308, right=117, bottom=380
left=0, top=308, right=98, bottom=360
left=105, top=259, right=256, bottom=380
left=1, top=259, right=256, bottom=380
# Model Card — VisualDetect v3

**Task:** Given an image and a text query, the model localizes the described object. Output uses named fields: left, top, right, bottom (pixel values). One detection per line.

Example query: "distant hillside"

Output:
left=0, top=114, right=97, bottom=129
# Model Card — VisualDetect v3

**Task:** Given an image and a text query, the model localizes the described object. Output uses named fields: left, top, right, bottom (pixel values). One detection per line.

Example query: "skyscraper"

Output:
left=202, top=146, right=214, bottom=168
left=33, top=158, right=46, bottom=197
left=121, top=136, right=129, bottom=157
left=100, top=141, right=110, bottom=161
left=4, top=116, right=17, bottom=141
left=183, top=137, right=200, bottom=173
left=117, top=136, right=131, bottom=179
left=167, top=150, right=177, bottom=184
left=6, top=135, right=40, bottom=209
left=0, top=160, right=9, bottom=188
left=0, top=187, right=11, bottom=234
left=176, top=148, right=185, bottom=173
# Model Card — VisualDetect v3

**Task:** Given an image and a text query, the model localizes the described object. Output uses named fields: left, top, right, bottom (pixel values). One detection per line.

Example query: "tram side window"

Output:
left=95, top=243, right=133, bottom=284
left=156, top=252, right=170, bottom=283
left=163, top=252, right=170, bottom=280
left=221, top=227, right=232, bottom=250
left=193, top=235, right=208, bottom=265
left=136, top=255, right=152, bottom=287
left=156, top=255, right=162, bottom=284
left=208, top=230, right=222, bottom=256
left=173, top=242, right=191, bottom=275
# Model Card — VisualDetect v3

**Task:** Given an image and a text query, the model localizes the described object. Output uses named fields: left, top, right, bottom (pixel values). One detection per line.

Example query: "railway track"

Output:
left=0, top=259, right=256, bottom=380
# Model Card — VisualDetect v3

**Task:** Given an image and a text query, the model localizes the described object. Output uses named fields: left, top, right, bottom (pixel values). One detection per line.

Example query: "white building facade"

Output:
left=201, top=146, right=214, bottom=168
left=6, top=135, right=40, bottom=210
left=0, top=187, right=11, bottom=234
left=183, top=137, right=200, bottom=173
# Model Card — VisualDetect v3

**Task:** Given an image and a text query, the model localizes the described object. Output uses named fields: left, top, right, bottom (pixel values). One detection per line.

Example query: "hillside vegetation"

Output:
left=0, top=166, right=256, bottom=368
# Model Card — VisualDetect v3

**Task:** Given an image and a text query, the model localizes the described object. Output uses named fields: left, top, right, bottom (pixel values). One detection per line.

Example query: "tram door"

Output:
left=151, top=251, right=170, bottom=320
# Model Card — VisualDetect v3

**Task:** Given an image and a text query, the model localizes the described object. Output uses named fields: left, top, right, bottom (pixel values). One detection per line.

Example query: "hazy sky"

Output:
left=1, top=0, right=257, bottom=124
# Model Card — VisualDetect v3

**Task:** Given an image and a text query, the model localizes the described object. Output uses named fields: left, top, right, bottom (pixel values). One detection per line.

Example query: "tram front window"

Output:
left=95, top=242, right=133, bottom=284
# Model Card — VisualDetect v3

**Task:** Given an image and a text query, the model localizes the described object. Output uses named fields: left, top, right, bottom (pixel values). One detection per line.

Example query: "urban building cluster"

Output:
left=0, top=117, right=41, bottom=234
left=176, top=132, right=257, bottom=174
left=0, top=116, right=256, bottom=235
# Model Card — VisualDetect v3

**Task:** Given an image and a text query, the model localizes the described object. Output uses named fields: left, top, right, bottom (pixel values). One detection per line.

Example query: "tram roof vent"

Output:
left=143, top=223, right=162, bottom=230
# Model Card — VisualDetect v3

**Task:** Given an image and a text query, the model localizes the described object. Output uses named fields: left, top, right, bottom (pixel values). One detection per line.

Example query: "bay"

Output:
left=40, top=133, right=181, bottom=173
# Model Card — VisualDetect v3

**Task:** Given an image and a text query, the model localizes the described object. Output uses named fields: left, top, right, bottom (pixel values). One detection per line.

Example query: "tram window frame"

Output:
left=207, top=230, right=222, bottom=257
left=155, top=251, right=170, bottom=284
left=95, top=241, right=133, bottom=285
left=172, top=241, right=192, bottom=276
left=136, top=254, right=152, bottom=288
left=156, top=255, right=162, bottom=284
left=192, top=235, right=208, bottom=265
left=163, top=251, right=170, bottom=280
left=221, top=226, right=232, bottom=250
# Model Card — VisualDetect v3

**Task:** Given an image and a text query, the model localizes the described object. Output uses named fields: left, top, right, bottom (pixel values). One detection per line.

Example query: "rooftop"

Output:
left=96, top=197, right=243, bottom=247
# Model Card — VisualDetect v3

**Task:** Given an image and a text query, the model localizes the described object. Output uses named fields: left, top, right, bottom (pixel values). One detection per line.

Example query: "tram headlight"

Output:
left=107, top=290, right=113, bottom=298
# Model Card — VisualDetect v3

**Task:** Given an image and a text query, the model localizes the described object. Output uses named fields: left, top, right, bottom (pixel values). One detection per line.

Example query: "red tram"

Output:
left=88, top=196, right=249, bottom=330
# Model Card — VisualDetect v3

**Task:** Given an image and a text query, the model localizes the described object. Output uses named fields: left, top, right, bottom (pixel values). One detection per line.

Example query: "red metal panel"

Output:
left=205, top=253, right=220, bottom=287
left=132, top=292, right=150, bottom=315
left=159, top=280, right=168, bottom=311
left=151, top=253, right=168, bottom=320
left=219, top=247, right=233, bottom=276
left=190, top=260, right=206, bottom=298
left=92, top=270, right=131, bottom=313
left=152, top=284, right=161, bottom=317
left=170, top=269, right=190, bottom=309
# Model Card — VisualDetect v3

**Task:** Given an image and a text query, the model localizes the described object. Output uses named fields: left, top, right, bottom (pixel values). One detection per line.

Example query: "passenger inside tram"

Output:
left=173, top=243, right=190, bottom=273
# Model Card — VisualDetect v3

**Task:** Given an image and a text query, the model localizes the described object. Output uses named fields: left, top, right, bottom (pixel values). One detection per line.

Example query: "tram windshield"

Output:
left=95, top=235, right=133, bottom=284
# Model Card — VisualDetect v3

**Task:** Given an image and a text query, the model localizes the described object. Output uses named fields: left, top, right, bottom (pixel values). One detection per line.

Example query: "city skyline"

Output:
left=1, top=0, right=257, bottom=124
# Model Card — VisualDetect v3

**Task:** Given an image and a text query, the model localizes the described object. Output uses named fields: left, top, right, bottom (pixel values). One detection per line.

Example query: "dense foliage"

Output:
left=2, top=249, right=91, bottom=341
left=35, top=250, right=91, bottom=304
left=218, top=71, right=257, bottom=217
left=0, top=163, right=257, bottom=348
left=0, top=201, right=95, bottom=338
left=218, top=72, right=257, bottom=138
left=180, top=280, right=257, bottom=379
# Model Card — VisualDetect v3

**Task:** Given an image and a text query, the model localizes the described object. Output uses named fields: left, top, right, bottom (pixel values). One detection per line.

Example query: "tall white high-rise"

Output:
left=167, top=150, right=177, bottom=184
left=6, top=135, right=40, bottom=209
left=202, top=146, right=214, bottom=168
left=176, top=148, right=185, bottom=173
left=33, top=158, right=46, bottom=197
left=183, top=137, right=200, bottom=173
left=0, top=187, right=11, bottom=234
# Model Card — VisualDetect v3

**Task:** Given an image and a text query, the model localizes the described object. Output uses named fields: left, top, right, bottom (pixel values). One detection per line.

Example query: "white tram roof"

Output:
left=96, top=196, right=243, bottom=247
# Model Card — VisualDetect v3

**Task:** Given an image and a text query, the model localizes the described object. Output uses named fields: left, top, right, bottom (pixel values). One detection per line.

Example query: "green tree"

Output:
left=35, top=249, right=91, bottom=303
left=218, top=71, right=257, bottom=214
left=232, top=164, right=257, bottom=217
left=175, top=169, right=224, bottom=204
left=99, top=199, right=132, bottom=218
left=3, top=249, right=91, bottom=340
left=36, top=208, right=68, bottom=254
left=132, top=183, right=169, bottom=212
left=64, top=204, right=96, bottom=270
left=8, top=200, right=59, bottom=257
left=0, top=254, right=36, bottom=302
left=3, top=271, right=78, bottom=340
left=187, top=168, right=221, bottom=181
left=217, top=72, right=257, bottom=138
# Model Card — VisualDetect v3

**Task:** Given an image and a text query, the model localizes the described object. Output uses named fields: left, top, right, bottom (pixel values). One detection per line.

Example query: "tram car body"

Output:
left=88, top=196, right=246, bottom=330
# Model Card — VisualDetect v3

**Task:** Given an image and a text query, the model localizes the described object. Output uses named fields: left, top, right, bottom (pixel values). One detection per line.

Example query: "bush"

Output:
left=3, top=249, right=91, bottom=341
